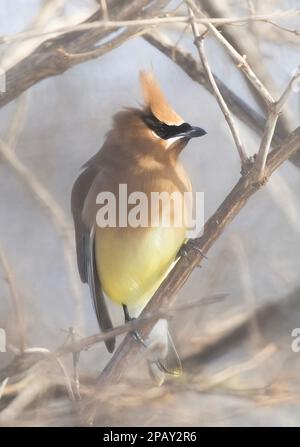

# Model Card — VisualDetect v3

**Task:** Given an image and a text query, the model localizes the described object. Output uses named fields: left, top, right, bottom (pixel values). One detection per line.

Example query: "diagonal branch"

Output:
left=0, top=0, right=169, bottom=109
left=187, top=0, right=275, bottom=106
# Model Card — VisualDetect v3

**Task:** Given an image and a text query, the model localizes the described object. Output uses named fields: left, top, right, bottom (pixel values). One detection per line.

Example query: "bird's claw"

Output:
left=178, top=239, right=208, bottom=260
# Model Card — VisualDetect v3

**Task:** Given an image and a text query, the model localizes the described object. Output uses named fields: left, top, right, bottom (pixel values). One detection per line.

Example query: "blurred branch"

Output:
left=0, top=295, right=225, bottom=374
left=1, top=9, right=299, bottom=45
left=187, top=0, right=274, bottom=106
left=144, top=30, right=300, bottom=169
left=183, top=297, right=282, bottom=369
left=0, top=138, right=84, bottom=328
left=0, top=355, right=75, bottom=424
left=0, top=0, right=169, bottom=109
left=196, top=0, right=296, bottom=137
left=0, top=247, right=26, bottom=353
left=187, top=7, right=247, bottom=166
left=143, top=33, right=283, bottom=145
left=191, top=344, right=277, bottom=392
left=0, top=1, right=298, bottom=112
left=0, top=294, right=225, bottom=421
left=54, top=293, right=226, bottom=357
left=4, top=94, right=28, bottom=150
left=1, top=0, right=300, bottom=169
left=100, top=0, right=109, bottom=21
left=255, top=68, right=300, bottom=177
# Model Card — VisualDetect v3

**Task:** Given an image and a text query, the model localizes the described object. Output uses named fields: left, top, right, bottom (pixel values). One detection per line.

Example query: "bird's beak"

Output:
left=179, top=126, right=207, bottom=139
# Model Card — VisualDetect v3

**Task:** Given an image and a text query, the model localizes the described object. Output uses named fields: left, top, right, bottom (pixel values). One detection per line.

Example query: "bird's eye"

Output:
left=142, top=112, right=187, bottom=140
left=142, top=113, right=167, bottom=138
left=156, top=123, right=167, bottom=138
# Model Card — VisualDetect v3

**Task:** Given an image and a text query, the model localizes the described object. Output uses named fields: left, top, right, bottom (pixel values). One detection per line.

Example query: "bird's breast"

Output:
left=95, top=224, right=186, bottom=311
left=93, top=160, right=192, bottom=311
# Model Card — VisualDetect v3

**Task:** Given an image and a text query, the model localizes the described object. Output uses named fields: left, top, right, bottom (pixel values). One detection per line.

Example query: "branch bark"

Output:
left=0, top=0, right=167, bottom=109
left=196, top=0, right=295, bottom=142
left=187, top=6, right=247, bottom=165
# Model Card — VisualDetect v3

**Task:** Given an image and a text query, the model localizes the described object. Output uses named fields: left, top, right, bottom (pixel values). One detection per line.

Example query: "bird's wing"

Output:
left=71, top=164, right=115, bottom=352
left=71, top=165, right=97, bottom=282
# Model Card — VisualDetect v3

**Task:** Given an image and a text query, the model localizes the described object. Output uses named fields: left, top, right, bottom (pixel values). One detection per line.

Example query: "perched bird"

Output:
left=71, top=71, right=206, bottom=383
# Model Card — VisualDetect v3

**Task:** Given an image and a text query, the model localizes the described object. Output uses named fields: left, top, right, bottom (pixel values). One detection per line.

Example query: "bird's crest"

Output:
left=140, top=71, right=183, bottom=126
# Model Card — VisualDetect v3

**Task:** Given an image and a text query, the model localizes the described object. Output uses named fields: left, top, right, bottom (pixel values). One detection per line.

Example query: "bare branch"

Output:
left=4, top=94, right=28, bottom=150
left=187, top=0, right=275, bottom=106
left=1, top=9, right=299, bottom=45
left=0, top=247, right=26, bottom=353
left=197, top=0, right=295, bottom=151
left=255, top=68, right=300, bottom=177
left=100, top=0, right=109, bottom=21
left=187, top=6, right=247, bottom=166
left=0, top=0, right=169, bottom=109
left=0, top=138, right=84, bottom=328
left=54, top=294, right=226, bottom=357
left=59, top=26, right=148, bottom=64
left=143, top=32, right=283, bottom=146
left=144, top=32, right=300, bottom=169
left=192, top=344, right=277, bottom=392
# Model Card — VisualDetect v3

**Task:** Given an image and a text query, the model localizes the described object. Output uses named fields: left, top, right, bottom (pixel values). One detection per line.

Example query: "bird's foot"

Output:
left=123, top=304, right=148, bottom=348
left=177, top=239, right=208, bottom=264
left=131, top=329, right=148, bottom=348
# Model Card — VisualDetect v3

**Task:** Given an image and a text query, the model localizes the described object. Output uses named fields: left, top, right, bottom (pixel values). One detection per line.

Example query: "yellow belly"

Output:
left=95, top=225, right=185, bottom=310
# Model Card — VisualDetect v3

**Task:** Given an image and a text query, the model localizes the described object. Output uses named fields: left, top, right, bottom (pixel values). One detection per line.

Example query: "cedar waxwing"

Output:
left=71, top=71, right=206, bottom=384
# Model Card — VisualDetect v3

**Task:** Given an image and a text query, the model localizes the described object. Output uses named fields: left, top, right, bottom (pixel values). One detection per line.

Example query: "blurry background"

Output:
left=0, top=0, right=300, bottom=426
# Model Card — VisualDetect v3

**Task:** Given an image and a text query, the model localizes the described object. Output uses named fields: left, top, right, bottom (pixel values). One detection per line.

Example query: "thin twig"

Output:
left=187, top=0, right=275, bottom=106
left=0, top=247, right=26, bottom=353
left=100, top=0, right=109, bottom=21
left=0, top=378, right=9, bottom=400
left=61, top=27, right=149, bottom=63
left=0, top=138, right=84, bottom=328
left=4, top=94, right=28, bottom=150
left=1, top=10, right=299, bottom=45
left=0, top=358, right=74, bottom=424
left=255, top=68, right=300, bottom=177
left=187, top=6, right=247, bottom=166
left=0, top=0, right=168, bottom=109
left=143, top=32, right=285, bottom=147
left=62, top=328, right=81, bottom=400
left=260, top=19, right=300, bottom=37
left=192, top=344, right=277, bottom=392
left=54, top=294, right=226, bottom=357
left=196, top=0, right=294, bottom=144
left=255, top=111, right=279, bottom=179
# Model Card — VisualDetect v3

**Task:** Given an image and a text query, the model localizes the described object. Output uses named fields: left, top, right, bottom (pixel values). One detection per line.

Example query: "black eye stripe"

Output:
left=142, top=112, right=191, bottom=140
